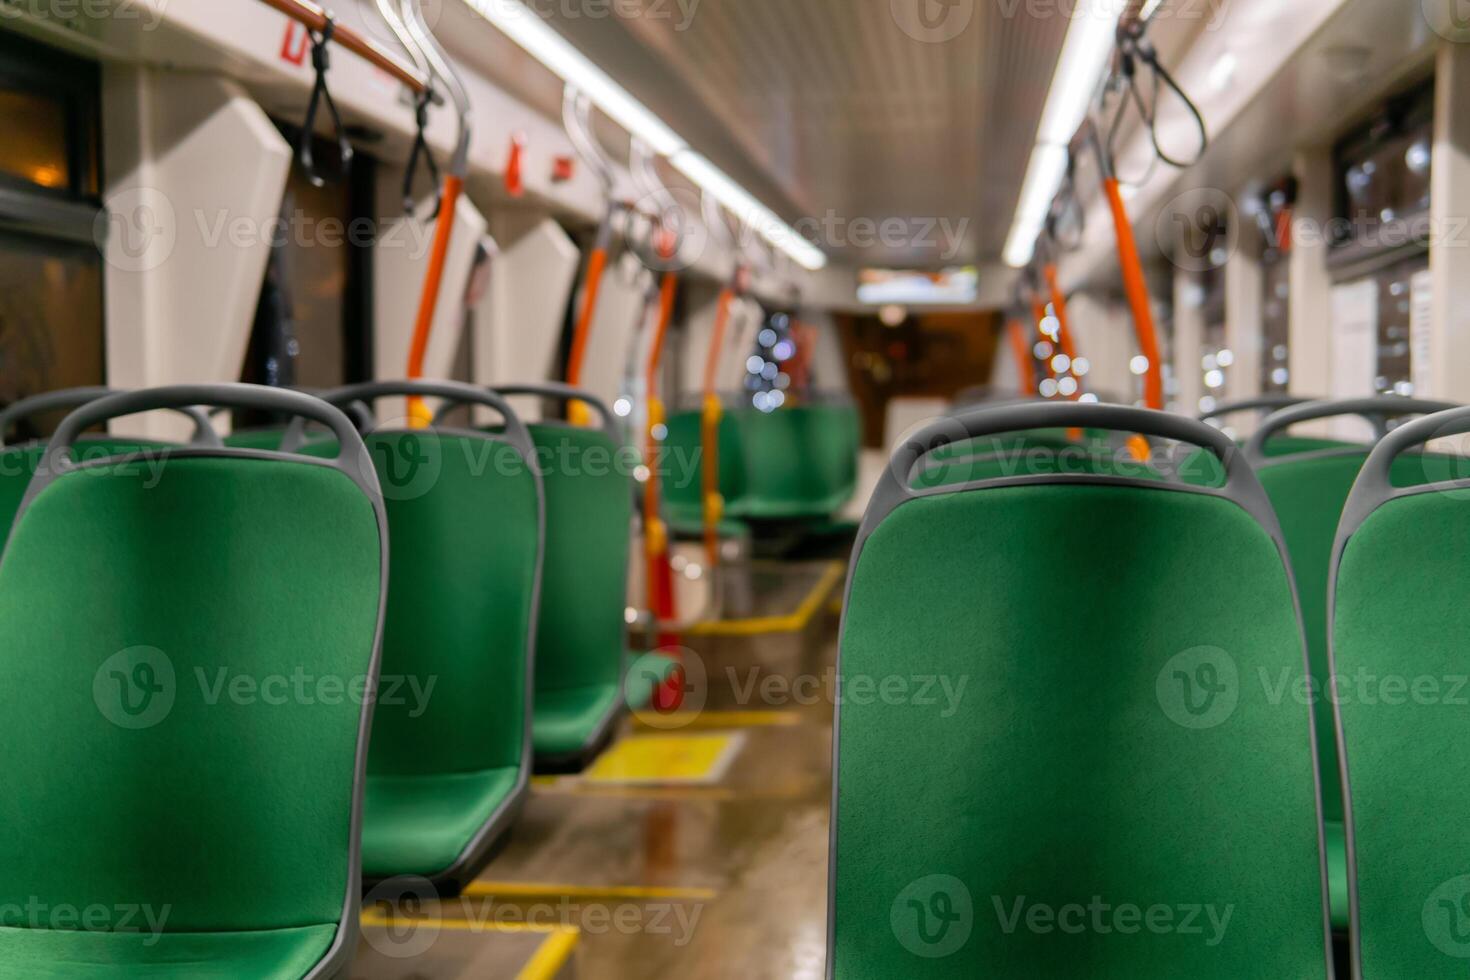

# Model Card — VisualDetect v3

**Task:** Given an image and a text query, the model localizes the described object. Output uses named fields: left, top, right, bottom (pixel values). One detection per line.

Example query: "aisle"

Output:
left=353, top=560, right=844, bottom=979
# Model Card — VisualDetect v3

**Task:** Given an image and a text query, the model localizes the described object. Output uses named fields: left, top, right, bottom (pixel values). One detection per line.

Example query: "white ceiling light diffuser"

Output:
left=460, top=0, right=827, bottom=270
left=1002, top=0, right=1122, bottom=268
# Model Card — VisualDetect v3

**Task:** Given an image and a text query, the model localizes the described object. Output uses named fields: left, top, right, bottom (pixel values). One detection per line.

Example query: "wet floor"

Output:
left=352, top=557, right=846, bottom=979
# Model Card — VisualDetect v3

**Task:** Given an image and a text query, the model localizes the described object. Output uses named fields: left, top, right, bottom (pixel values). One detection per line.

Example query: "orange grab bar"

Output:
left=564, top=237, right=610, bottom=426
left=1043, top=263, right=1082, bottom=401
left=1006, top=319, right=1035, bottom=396
left=405, top=174, right=463, bottom=426
left=645, top=272, right=680, bottom=650
left=700, top=285, right=736, bottom=570
left=1102, top=176, right=1164, bottom=411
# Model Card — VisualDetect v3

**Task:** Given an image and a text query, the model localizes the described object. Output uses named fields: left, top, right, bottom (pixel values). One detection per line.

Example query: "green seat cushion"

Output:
left=362, top=767, right=520, bottom=879
left=534, top=685, right=622, bottom=758
left=730, top=405, right=860, bottom=520
left=1325, top=819, right=1348, bottom=932
left=1333, top=489, right=1470, bottom=975
left=665, top=511, right=747, bottom=538
left=0, top=924, right=338, bottom=979
left=835, top=484, right=1328, bottom=976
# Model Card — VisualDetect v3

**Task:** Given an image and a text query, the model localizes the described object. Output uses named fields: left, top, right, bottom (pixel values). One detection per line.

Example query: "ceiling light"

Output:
left=461, top=0, right=827, bottom=271
left=1003, top=0, right=1122, bottom=268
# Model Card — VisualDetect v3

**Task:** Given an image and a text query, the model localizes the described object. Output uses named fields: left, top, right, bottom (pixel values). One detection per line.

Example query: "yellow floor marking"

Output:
left=632, top=709, right=801, bottom=730
left=687, top=561, right=844, bottom=636
left=464, top=882, right=717, bottom=902
left=516, top=926, right=580, bottom=980
left=583, top=732, right=746, bottom=785
left=360, top=912, right=569, bottom=935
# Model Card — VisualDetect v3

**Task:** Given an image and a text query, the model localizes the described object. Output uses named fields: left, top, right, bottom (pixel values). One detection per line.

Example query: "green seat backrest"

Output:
left=835, top=415, right=1328, bottom=976
left=1256, top=449, right=1427, bottom=827
left=913, top=440, right=1162, bottom=489
left=311, top=429, right=541, bottom=779
left=223, top=428, right=288, bottom=451
left=0, top=437, right=171, bottom=536
left=0, top=450, right=383, bottom=941
left=732, top=404, right=861, bottom=518
left=526, top=422, right=631, bottom=698
left=662, top=409, right=745, bottom=519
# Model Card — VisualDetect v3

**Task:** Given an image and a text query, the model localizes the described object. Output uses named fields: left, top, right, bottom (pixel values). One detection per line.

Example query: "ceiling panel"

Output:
left=539, top=0, right=1071, bottom=267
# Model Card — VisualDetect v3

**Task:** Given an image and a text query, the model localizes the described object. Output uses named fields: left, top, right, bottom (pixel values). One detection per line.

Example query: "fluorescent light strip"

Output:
left=460, top=0, right=827, bottom=270
left=670, top=151, right=828, bottom=271
left=1003, top=0, right=1121, bottom=268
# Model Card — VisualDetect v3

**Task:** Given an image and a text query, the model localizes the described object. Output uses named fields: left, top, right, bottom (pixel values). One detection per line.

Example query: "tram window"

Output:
left=1372, top=254, right=1429, bottom=396
left=1197, top=264, right=1229, bottom=411
left=1331, top=79, right=1433, bottom=257
left=1254, top=178, right=1294, bottom=393
left=0, top=34, right=104, bottom=437
left=239, top=131, right=375, bottom=423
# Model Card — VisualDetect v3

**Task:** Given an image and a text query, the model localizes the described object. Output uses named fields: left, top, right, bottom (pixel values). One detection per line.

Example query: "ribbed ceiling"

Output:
left=536, top=0, right=1072, bottom=267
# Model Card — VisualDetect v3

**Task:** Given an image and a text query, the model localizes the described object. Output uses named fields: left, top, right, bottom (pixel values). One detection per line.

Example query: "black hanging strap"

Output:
left=403, top=88, right=443, bottom=218
left=297, top=15, right=354, bottom=188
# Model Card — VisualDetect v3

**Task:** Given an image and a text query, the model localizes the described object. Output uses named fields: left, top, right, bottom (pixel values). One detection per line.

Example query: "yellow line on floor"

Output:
left=464, top=882, right=717, bottom=902
left=359, top=912, right=570, bottom=936
left=516, top=926, right=580, bottom=980
left=687, top=561, right=845, bottom=636
left=632, top=709, right=801, bottom=730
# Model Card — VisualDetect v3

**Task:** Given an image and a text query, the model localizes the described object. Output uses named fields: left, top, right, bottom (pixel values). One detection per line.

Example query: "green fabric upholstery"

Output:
left=913, top=442, right=1161, bottom=489
left=1333, top=489, right=1470, bottom=975
left=309, top=432, right=539, bottom=881
left=523, top=422, right=634, bottom=764
left=0, top=924, right=338, bottom=979
left=361, top=768, right=520, bottom=878
left=661, top=409, right=745, bottom=534
left=1, top=438, right=170, bottom=537
left=731, top=404, right=860, bottom=520
left=1257, top=452, right=1429, bottom=825
left=0, top=455, right=381, bottom=976
left=835, top=482, right=1328, bottom=977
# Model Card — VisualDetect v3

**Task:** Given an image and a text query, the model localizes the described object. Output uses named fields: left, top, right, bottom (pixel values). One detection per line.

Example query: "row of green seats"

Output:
left=660, top=400, right=861, bottom=533
left=0, top=381, right=671, bottom=977
left=1239, top=397, right=1459, bottom=934
left=834, top=402, right=1331, bottom=976
left=1, top=385, right=385, bottom=978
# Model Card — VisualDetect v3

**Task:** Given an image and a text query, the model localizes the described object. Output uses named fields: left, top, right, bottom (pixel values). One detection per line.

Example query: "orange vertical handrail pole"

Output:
left=1043, top=263, right=1083, bottom=402
left=405, top=174, right=464, bottom=426
left=700, top=283, right=737, bottom=571
left=1006, top=319, right=1035, bottom=396
left=645, top=271, right=680, bottom=652
left=1102, top=176, right=1164, bottom=410
left=565, top=217, right=613, bottom=426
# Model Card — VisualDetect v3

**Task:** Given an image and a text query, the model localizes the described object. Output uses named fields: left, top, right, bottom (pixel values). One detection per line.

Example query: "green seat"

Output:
left=1246, top=397, right=1456, bottom=931
left=832, top=403, right=1329, bottom=977
left=662, top=407, right=747, bottom=536
left=731, top=403, right=860, bottom=520
left=1330, top=406, right=1470, bottom=975
left=1, top=388, right=211, bottom=535
left=319, top=381, right=541, bottom=892
left=0, top=385, right=385, bottom=979
left=485, top=384, right=649, bottom=772
left=913, top=431, right=1161, bottom=489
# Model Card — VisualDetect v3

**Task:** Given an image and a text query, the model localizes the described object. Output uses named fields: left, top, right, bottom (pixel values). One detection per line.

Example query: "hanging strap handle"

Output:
left=402, top=87, right=443, bottom=218
left=297, top=15, right=355, bottom=188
